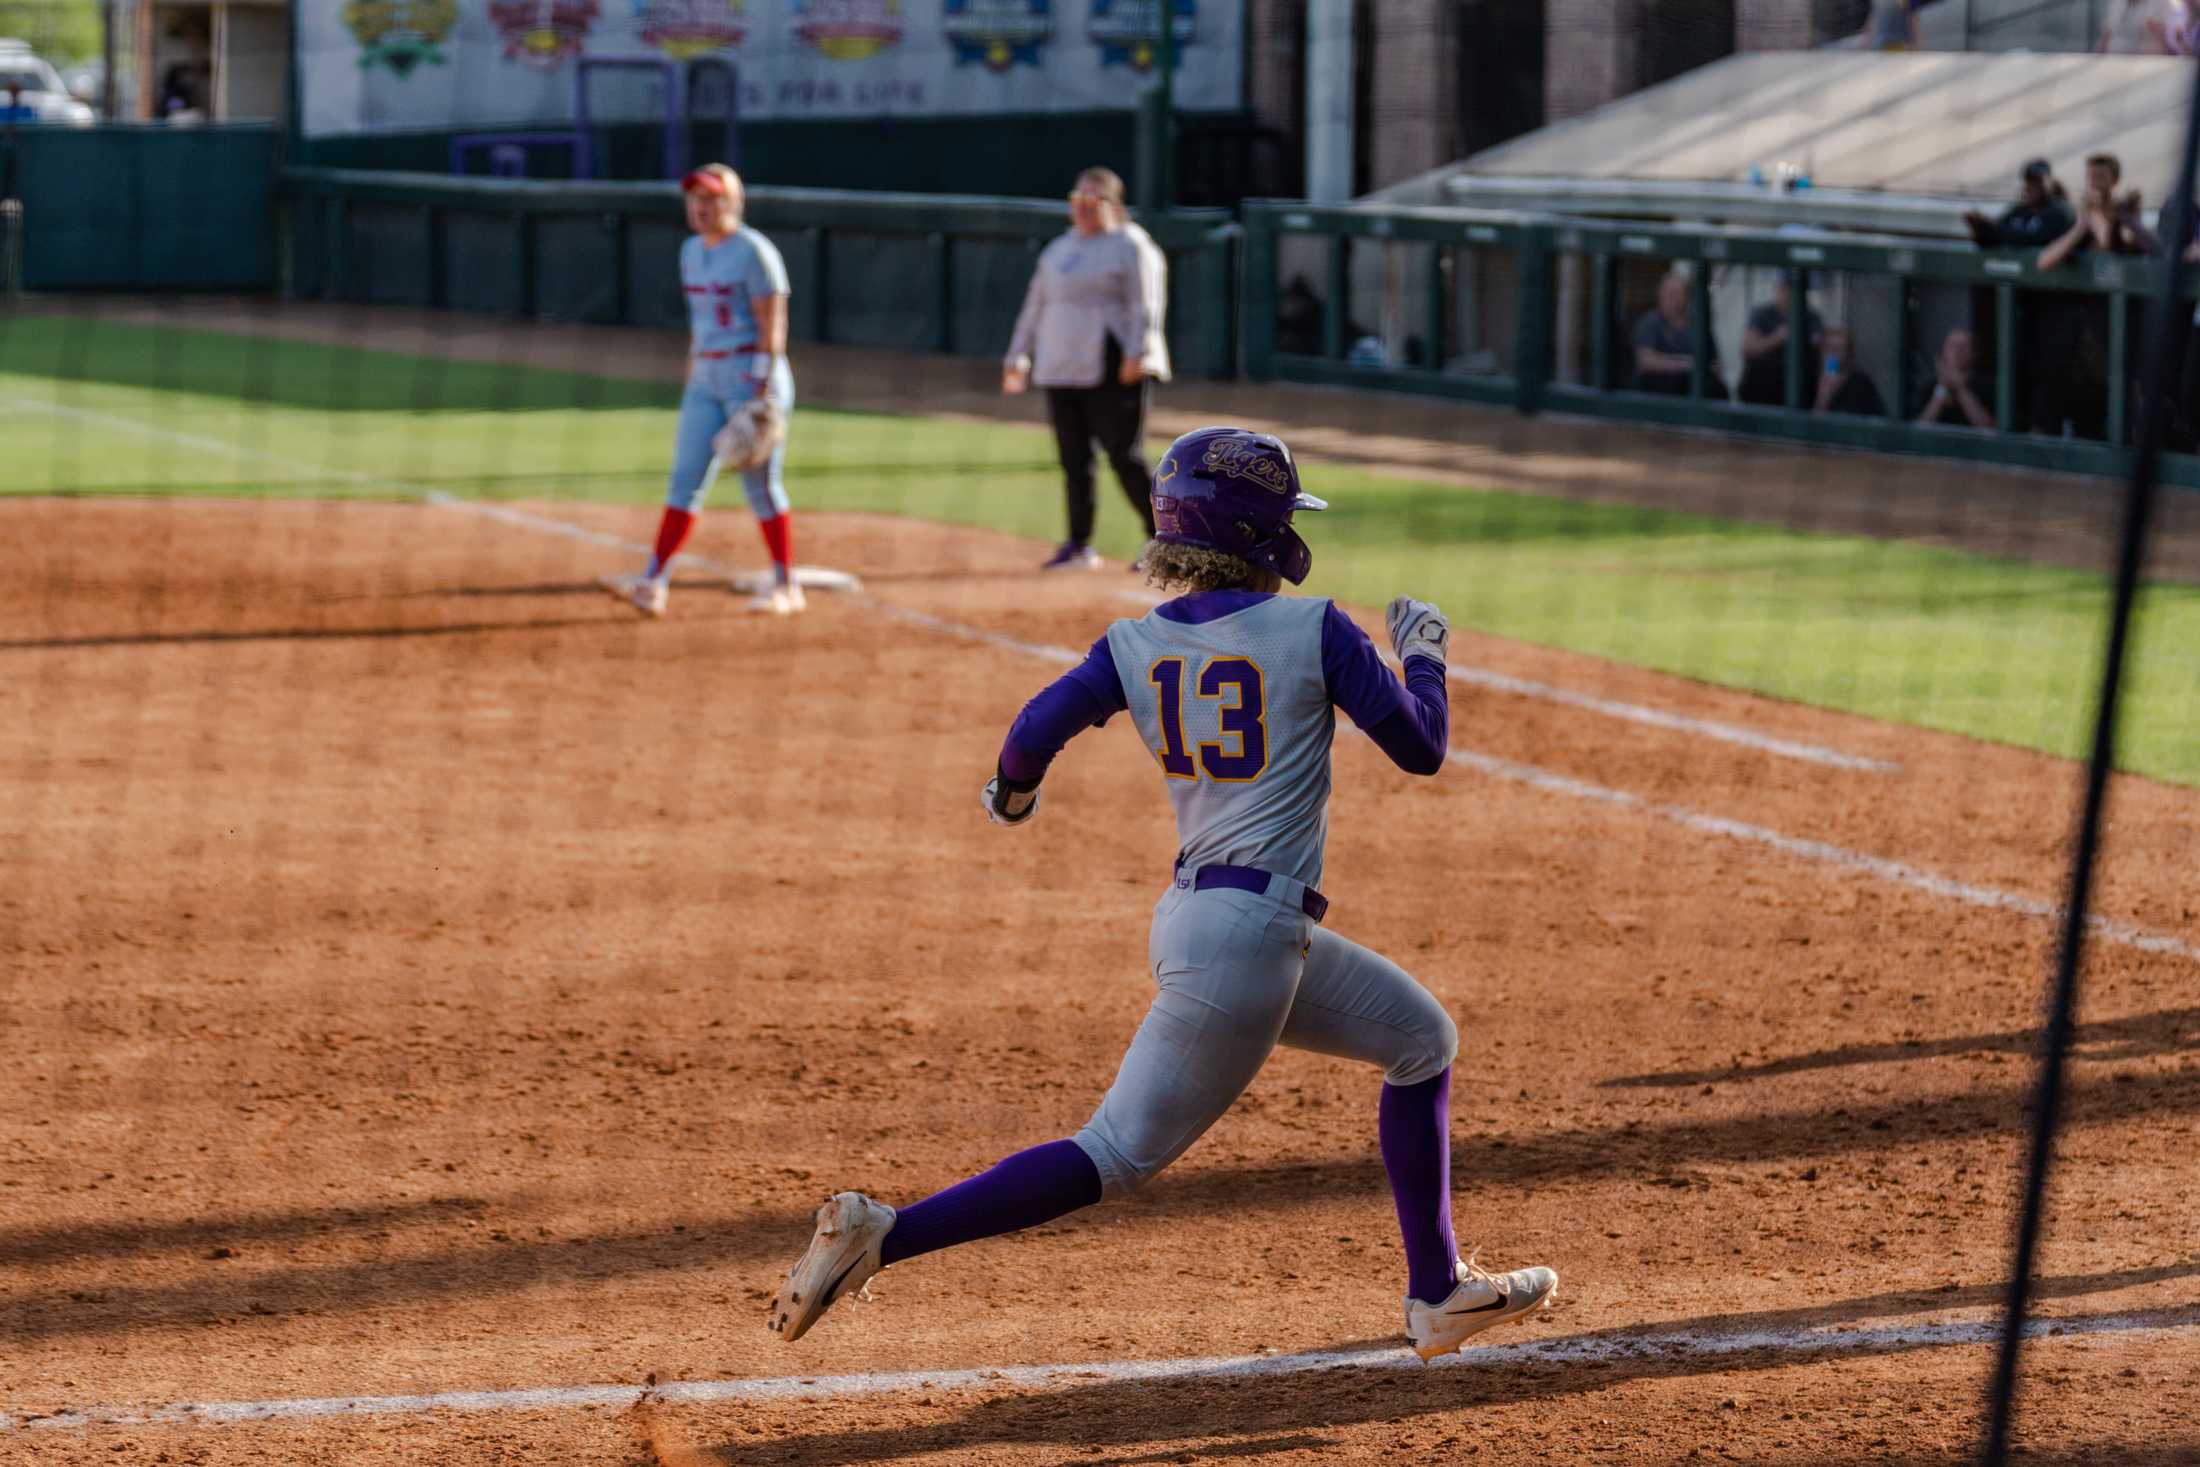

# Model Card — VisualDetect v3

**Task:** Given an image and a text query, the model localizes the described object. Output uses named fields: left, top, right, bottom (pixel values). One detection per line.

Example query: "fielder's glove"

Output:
left=980, top=774, right=1042, bottom=827
left=1385, top=595, right=1450, bottom=666
left=712, top=396, right=787, bottom=473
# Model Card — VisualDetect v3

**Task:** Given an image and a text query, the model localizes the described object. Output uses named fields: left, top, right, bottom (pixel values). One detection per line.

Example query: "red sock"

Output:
left=758, top=513, right=793, bottom=583
left=648, top=507, right=696, bottom=580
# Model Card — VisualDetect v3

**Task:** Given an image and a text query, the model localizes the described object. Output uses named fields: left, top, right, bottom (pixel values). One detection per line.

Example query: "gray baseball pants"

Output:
left=1072, top=883, right=1459, bottom=1200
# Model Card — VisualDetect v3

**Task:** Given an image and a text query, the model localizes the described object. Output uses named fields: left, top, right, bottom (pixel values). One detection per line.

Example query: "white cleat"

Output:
left=747, top=581, right=807, bottom=616
left=767, top=1192, right=896, bottom=1343
left=1403, top=1251, right=1558, bottom=1361
left=598, top=573, right=667, bottom=618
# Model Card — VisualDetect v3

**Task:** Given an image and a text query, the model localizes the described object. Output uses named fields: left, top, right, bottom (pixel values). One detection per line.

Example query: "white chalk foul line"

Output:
left=390, top=497, right=2200, bottom=966
left=5, top=1310, right=2191, bottom=1433
left=447, top=498, right=2200, bottom=967
left=1114, top=590, right=1898, bottom=774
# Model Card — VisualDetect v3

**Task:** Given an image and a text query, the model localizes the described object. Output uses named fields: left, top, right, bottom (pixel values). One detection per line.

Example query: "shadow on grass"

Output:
left=1, top=316, right=676, bottom=415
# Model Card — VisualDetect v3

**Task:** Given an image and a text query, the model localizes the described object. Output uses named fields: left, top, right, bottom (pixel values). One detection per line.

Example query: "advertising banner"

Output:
left=307, top=0, right=1242, bottom=137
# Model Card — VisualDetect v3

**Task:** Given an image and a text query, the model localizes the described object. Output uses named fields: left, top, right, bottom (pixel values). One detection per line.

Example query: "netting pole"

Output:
left=1979, top=52, right=2200, bottom=1467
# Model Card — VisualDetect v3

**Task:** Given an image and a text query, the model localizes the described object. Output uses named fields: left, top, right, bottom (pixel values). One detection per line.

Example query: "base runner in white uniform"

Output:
left=766, top=426, right=1557, bottom=1360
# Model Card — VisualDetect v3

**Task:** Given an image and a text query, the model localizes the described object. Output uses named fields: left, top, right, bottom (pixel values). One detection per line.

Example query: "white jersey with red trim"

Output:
left=681, top=226, right=790, bottom=356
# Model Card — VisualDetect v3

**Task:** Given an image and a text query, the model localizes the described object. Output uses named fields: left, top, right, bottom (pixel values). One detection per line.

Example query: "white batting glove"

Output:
left=1386, top=596, right=1450, bottom=666
left=981, top=775, right=1042, bottom=827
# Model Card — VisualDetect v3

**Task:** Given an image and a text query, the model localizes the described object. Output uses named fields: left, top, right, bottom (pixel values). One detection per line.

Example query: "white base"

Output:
left=727, top=566, right=864, bottom=596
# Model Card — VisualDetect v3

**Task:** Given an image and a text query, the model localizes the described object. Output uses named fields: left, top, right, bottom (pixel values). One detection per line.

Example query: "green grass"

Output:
left=7, top=316, right=2199, bottom=784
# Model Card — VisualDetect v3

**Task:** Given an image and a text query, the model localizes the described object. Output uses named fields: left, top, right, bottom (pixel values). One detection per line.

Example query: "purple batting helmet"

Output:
left=1150, top=426, right=1328, bottom=585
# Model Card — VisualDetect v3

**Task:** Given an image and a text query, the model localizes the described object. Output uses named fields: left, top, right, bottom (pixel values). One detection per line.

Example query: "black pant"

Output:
left=1046, top=341, right=1155, bottom=548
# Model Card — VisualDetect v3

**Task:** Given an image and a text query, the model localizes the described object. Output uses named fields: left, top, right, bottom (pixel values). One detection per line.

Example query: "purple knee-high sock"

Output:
left=879, top=1139, right=1103, bottom=1267
left=1380, top=1067, right=1459, bottom=1304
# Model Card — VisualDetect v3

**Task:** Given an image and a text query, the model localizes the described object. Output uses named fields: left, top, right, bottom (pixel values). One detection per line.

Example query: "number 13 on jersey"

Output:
left=1149, top=657, right=1269, bottom=782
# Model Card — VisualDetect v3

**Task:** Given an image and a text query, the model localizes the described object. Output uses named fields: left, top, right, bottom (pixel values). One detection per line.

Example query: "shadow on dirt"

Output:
left=9, top=1058, right=2197, bottom=1346
left=0, top=613, right=720, bottom=652
left=1603, top=1005, right=2200, bottom=1089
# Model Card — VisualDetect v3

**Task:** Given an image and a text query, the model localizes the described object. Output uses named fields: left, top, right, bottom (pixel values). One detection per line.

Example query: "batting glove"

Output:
left=1386, top=596, right=1450, bottom=666
left=981, top=775, right=1042, bottom=827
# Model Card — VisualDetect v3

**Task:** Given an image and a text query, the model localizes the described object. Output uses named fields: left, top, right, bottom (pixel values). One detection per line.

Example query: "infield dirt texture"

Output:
left=2, top=301, right=2196, bottom=1465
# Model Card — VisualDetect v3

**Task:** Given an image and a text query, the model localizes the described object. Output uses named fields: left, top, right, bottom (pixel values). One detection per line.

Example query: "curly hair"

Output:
left=1141, top=539, right=1262, bottom=594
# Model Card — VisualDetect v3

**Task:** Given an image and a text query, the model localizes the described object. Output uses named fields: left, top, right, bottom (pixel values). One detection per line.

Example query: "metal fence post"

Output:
left=1892, top=276, right=1912, bottom=423
left=1239, top=206, right=1277, bottom=382
left=1324, top=229, right=1347, bottom=361
left=1785, top=267, right=1808, bottom=411
left=1591, top=252, right=1612, bottom=391
left=1515, top=225, right=1553, bottom=416
left=930, top=232, right=952, bottom=353
left=1690, top=264, right=1711, bottom=401
left=2107, top=290, right=2129, bottom=446
left=1996, top=284, right=2018, bottom=432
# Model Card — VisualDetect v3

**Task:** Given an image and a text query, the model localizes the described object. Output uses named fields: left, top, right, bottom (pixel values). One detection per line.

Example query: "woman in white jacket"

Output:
left=1003, top=167, right=1171, bottom=570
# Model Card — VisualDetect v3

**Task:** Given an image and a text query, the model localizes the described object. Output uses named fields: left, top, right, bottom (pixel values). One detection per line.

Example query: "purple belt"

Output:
left=1185, top=863, right=1329, bottom=924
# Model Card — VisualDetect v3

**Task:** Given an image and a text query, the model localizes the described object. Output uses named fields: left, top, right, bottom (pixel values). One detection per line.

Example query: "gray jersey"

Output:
left=1105, top=594, right=1335, bottom=889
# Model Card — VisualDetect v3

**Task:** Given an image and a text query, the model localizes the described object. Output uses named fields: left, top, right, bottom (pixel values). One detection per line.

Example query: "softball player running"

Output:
left=768, top=426, right=1556, bottom=1360
left=600, top=163, right=803, bottom=617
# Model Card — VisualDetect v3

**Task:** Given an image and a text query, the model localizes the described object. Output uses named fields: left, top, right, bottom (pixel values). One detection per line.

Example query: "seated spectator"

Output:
left=1916, top=328, right=1995, bottom=430
left=2098, top=0, right=2183, bottom=52
left=1737, top=274, right=1824, bottom=406
left=1631, top=269, right=1725, bottom=397
left=1963, top=160, right=2074, bottom=249
left=2039, top=153, right=2158, bottom=271
left=1812, top=326, right=1886, bottom=417
left=1275, top=275, right=1323, bottom=357
left=1858, top=0, right=1920, bottom=48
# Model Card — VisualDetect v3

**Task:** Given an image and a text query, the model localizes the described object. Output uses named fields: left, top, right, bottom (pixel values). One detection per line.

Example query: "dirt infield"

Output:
left=2, top=492, right=2197, bottom=1465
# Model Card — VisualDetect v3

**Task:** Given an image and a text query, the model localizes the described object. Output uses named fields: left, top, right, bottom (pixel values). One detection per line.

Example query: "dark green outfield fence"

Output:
left=3, top=126, right=278, bottom=292
left=9, top=127, right=2199, bottom=488
left=280, top=169, right=1238, bottom=380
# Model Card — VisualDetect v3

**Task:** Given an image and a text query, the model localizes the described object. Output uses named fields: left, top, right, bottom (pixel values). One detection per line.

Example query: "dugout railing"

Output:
left=278, top=169, right=1239, bottom=381
left=1242, top=199, right=2200, bottom=489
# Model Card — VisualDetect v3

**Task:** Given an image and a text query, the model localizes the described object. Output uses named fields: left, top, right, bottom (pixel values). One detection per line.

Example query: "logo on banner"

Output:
left=792, top=0, right=903, bottom=60
left=487, top=0, right=602, bottom=68
left=342, top=0, right=460, bottom=75
left=1088, top=0, right=1193, bottom=71
left=944, top=0, right=1050, bottom=71
left=636, top=0, right=746, bottom=57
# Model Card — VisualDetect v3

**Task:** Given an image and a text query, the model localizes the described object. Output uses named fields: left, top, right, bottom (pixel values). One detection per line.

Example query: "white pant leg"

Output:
left=1072, top=887, right=1307, bottom=1200
left=1278, top=926, right=1459, bottom=1086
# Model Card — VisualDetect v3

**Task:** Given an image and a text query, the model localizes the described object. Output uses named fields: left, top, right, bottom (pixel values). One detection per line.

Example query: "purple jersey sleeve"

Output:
left=998, top=635, right=1129, bottom=788
left=1322, top=601, right=1448, bottom=776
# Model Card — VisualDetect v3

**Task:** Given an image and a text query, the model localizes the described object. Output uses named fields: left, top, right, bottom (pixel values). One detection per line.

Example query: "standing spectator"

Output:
left=1812, top=325, right=1887, bottom=417
left=1858, top=0, right=1919, bottom=49
left=2038, top=153, right=2158, bottom=271
left=2034, top=154, right=2155, bottom=438
left=1630, top=269, right=1724, bottom=397
left=1737, top=274, right=1824, bottom=407
left=1004, top=166, right=1170, bottom=571
left=2098, top=0, right=2183, bottom=52
left=1916, top=328, right=1996, bottom=430
left=1962, top=160, right=2074, bottom=249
